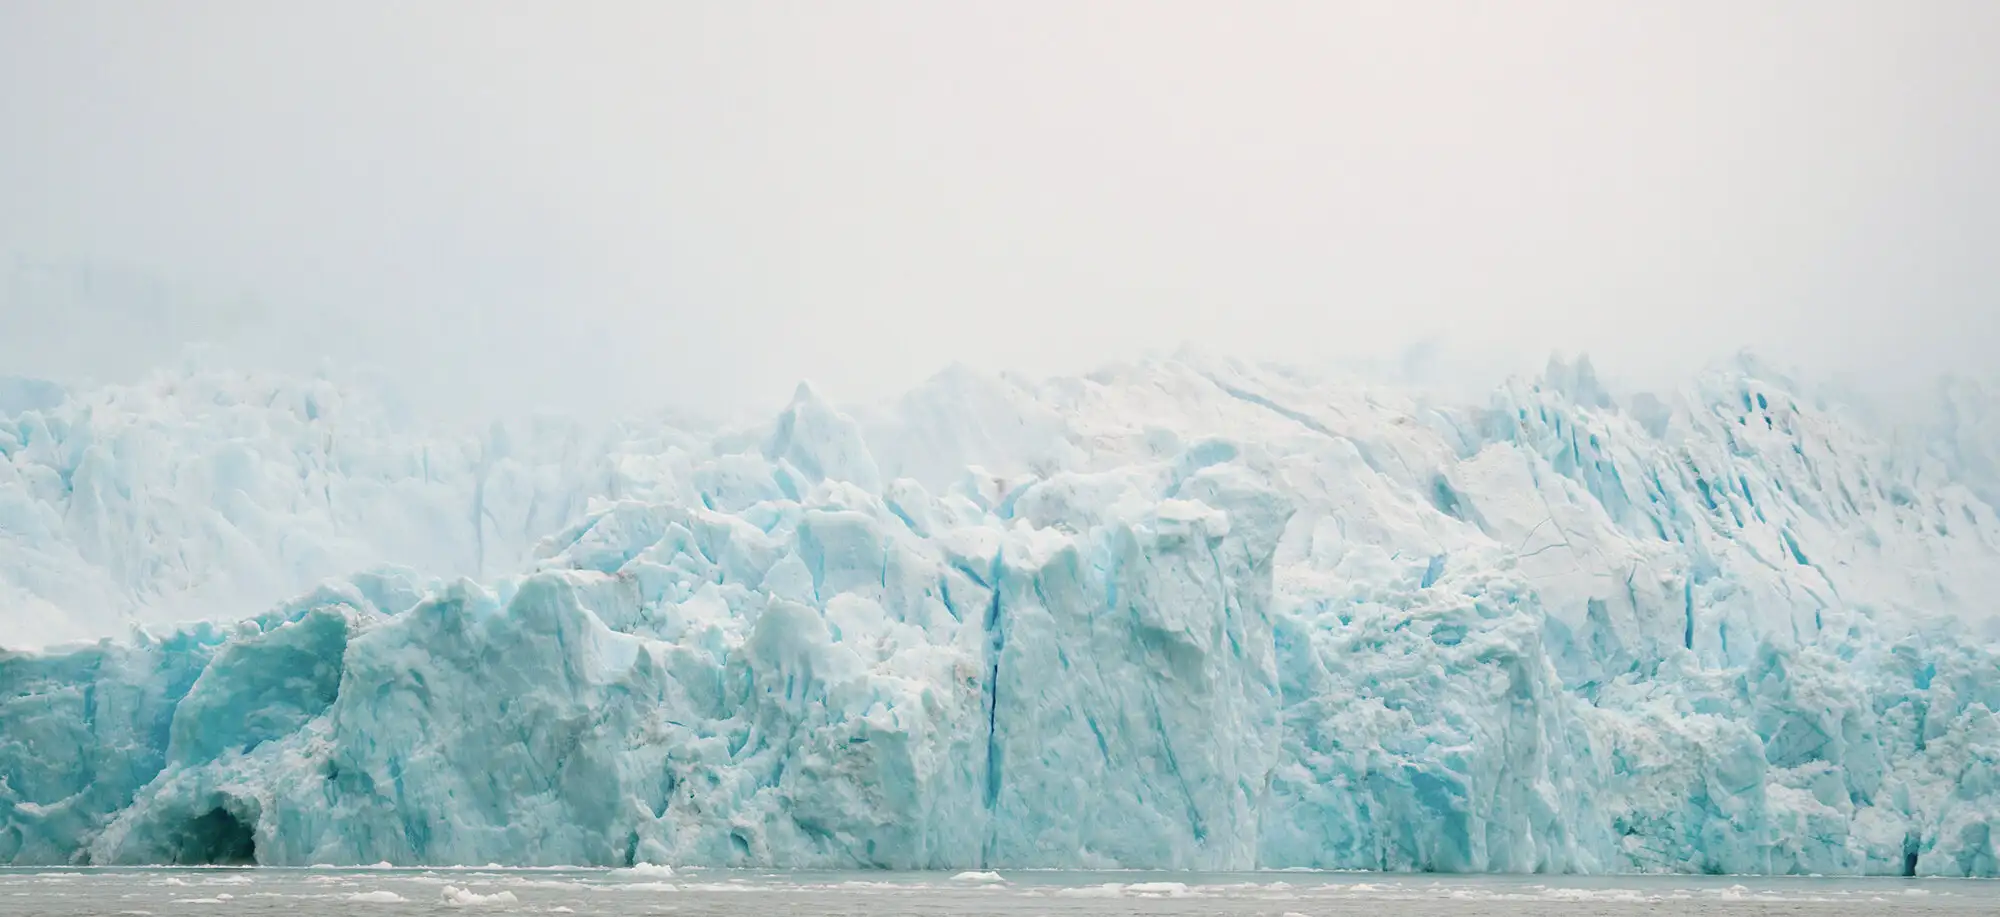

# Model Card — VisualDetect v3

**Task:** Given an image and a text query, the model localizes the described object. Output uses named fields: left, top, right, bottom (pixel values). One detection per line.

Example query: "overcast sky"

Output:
left=2, top=2, right=1996, bottom=420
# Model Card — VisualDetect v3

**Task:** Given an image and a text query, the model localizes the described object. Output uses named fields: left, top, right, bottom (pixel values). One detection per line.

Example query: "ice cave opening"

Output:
left=167, top=807, right=257, bottom=866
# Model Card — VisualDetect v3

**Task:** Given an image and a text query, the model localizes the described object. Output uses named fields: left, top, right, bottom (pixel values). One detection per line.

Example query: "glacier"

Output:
left=3, top=353, right=2000, bottom=875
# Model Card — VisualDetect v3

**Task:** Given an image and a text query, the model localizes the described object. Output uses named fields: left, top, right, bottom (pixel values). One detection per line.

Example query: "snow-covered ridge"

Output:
left=2, top=354, right=1998, bottom=874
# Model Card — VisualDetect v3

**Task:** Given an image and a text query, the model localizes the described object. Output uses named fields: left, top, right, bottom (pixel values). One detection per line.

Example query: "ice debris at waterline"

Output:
left=4, top=354, right=2000, bottom=875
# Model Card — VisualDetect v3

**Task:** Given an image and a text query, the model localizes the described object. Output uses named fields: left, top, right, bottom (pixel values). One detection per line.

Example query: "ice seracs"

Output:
left=2, top=353, right=1998, bottom=875
left=0, top=366, right=710, bottom=648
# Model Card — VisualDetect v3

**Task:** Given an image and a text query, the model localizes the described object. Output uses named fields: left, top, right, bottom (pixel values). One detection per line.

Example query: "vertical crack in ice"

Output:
left=980, top=550, right=1006, bottom=814
left=1147, top=687, right=1208, bottom=846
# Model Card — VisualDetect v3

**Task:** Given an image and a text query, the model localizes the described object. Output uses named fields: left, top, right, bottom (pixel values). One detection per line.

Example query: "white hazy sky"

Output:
left=3, top=2, right=1996, bottom=419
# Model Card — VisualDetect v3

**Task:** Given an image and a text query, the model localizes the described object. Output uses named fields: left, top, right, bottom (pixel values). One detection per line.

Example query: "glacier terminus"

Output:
left=2, top=354, right=1999, bottom=876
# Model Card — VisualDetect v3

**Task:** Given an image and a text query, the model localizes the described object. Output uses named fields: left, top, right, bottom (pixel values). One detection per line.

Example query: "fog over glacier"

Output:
left=4, top=0, right=2000, bottom=879
left=4, top=3, right=1999, bottom=420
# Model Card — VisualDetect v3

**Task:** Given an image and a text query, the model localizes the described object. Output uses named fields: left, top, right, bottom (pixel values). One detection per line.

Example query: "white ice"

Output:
left=2, top=353, right=1999, bottom=875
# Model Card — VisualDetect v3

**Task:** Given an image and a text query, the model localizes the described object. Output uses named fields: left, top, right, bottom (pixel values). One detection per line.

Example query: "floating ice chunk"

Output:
left=1054, top=883, right=1126, bottom=897
left=439, top=885, right=518, bottom=906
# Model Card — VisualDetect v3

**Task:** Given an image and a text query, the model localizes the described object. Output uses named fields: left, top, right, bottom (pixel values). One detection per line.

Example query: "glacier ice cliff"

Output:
left=3, top=354, right=2000, bottom=875
left=0, top=366, right=708, bottom=648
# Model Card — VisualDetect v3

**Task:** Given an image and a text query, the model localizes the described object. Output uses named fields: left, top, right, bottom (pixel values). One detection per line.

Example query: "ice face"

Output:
left=2, top=354, right=1999, bottom=875
left=0, top=368, right=715, bottom=648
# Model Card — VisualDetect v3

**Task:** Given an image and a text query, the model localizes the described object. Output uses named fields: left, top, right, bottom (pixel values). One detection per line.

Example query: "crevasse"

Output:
left=2, top=354, right=1998, bottom=875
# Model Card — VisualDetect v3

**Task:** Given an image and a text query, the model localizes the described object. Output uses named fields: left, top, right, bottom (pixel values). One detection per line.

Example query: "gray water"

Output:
left=2, top=867, right=1995, bottom=916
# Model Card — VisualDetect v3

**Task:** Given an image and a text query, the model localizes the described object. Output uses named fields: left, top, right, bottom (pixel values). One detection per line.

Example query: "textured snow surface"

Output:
left=4, top=354, right=2000, bottom=875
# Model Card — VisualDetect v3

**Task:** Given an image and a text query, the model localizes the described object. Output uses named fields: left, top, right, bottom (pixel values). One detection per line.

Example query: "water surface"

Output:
left=2, top=867, right=1992, bottom=916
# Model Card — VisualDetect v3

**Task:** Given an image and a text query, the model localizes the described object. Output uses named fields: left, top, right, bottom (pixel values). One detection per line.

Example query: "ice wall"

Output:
left=0, top=368, right=706, bottom=648
left=3, top=355, right=1999, bottom=875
